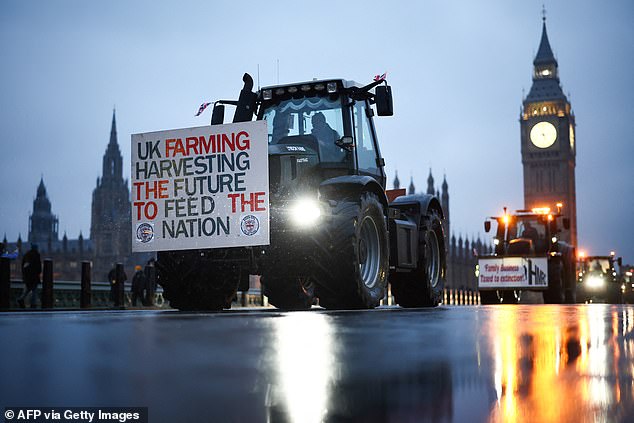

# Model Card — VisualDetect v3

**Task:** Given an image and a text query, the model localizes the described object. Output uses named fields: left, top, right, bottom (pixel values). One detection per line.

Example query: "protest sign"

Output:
left=478, top=256, right=549, bottom=289
left=131, top=120, right=269, bottom=252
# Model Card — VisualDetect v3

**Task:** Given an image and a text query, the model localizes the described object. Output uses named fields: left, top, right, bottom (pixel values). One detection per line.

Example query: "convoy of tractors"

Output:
left=137, top=73, right=626, bottom=310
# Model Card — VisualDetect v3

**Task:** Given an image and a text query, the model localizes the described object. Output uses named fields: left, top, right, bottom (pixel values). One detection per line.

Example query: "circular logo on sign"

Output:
left=240, top=215, right=260, bottom=236
left=136, top=222, right=154, bottom=243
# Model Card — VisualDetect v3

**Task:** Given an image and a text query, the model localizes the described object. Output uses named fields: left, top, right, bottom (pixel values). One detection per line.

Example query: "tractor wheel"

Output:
left=479, top=290, right=500, bottom=305
left=391, top=208, right=446, bottom=308
left=479, top=290, right=520, bottom=305
left=156, top=251, right=240, bottom=311
left=501, top=290, right=521, bottom=304
left=316, top=192, right=389, bottom=309
left=543, top=261, right=565, bottom=304
left=260, top=271, right=315, bottom=311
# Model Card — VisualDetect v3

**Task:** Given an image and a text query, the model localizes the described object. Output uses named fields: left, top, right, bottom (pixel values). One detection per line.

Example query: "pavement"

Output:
left=1, top=304, right=633, bottom=422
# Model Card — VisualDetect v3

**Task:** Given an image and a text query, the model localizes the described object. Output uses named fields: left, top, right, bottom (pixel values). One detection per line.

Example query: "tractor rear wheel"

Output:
left=260, top=269, right=315, bottom=310
left=543, top=261, right=565, bottom=304
left=391, top=208, right=446, bottom=307
left=157, top=250, right=241, bottom=311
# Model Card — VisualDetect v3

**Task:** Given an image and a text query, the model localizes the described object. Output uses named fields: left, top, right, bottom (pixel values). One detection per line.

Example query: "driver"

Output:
left=521, top=221, right=539, bottom=245
left=311, top=112, right=344, bottom=162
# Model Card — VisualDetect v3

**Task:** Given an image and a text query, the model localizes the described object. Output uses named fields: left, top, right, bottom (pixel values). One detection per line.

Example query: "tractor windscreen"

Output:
left=262, top=97, right=346, bottom=163
left=585, top=258, right=610, bottom=274
left=499, top=215, right=547, bottom=252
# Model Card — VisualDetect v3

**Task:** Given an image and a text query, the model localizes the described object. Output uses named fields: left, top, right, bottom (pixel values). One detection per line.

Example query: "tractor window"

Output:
left=513, top=218, right=545, bottom=241
left=586, top=259, right=610, bottom=274
left=353, top=101, right=378, bottom=174
left=262, top=97, right=346, bottom=163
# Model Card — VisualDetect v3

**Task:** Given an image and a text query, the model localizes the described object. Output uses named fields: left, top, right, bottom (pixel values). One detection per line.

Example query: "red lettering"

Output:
left=133, top=182, right=143, bottom=201
left=227, top=193, right=240, bottom=213
left=254, top=192, right=266, bottom=211
left=226, top=192, right=268, bottom=213
left=199, top=135, right=214, bottom=154
left=158, top=180, right=168, bottom=198
left=236, top=131, right=250, bottom=151
left=133, top=180, right=169, bottom=200
left=185, top=137, right=199, bottom=155
left=133, top=201, right=158, bottom=220
left=165, top=138, right=185, bottom=157
left=133, top=202, right=144, bottom=220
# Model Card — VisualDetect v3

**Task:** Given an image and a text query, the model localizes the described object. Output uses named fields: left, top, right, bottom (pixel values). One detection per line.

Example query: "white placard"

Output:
left=131, top=120, right=269, bottom=252
left=478, top=256, right=549, bottom=289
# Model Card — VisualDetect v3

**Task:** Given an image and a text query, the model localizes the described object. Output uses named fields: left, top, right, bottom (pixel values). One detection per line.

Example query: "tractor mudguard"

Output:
left=319, top=175, right=388, bottom=209
left=390, top=193, right=444, bottom=221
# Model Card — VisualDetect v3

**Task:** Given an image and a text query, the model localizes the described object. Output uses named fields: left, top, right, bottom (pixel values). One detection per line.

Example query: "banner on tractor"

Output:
left=131, top=120, right=269, bottom=252
left=478, top=256, right=549, bottom=289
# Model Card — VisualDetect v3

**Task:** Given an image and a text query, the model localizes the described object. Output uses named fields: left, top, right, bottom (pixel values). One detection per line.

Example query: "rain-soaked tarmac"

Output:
left=1, top=304, right=633, bottom=423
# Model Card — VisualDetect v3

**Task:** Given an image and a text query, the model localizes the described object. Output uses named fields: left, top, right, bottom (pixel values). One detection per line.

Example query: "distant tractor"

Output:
left=576, top=253, right=623, bottom=304
left=156, top=73, right=447, bottom=310
left=477, top=205, right=576, bottom=304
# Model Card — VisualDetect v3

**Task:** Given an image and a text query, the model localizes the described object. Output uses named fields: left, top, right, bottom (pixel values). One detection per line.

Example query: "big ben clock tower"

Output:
left=520, top=16, right=577, bottom=247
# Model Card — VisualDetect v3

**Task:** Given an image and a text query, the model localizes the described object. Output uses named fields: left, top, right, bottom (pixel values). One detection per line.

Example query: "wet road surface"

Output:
left=1, top=304, right=633, bottom=422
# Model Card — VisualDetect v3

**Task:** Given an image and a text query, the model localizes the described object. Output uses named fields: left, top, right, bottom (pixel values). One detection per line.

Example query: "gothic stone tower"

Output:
left=28, top=177, right=59, bottom=246
left=91, top=111, right=131, bottom=278
left=520, top=17, right=577, bottom=247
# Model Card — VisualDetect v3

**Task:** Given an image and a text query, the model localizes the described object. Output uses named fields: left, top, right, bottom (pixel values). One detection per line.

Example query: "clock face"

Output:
left=569, top=124, right=575, bottom=150
left=530, top=121, right=557, bottom=148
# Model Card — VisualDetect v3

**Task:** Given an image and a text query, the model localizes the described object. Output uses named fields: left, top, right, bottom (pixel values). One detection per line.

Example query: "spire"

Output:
left=525, top=11, right=566, bottom=103
left=393, top=171, right=401, bottom=190
left=101, top=110, right=123, bottom=181
left=426, top=169, right=435, bottom=195
left=534, top=19, right=556, bottom=66
left=442, top=174, right=448, bottom=193
left=37, top=176, right=46, bottom=197
left=109, top=109, right=118, bottom=146
left=408, top=176, right=415, bottom=195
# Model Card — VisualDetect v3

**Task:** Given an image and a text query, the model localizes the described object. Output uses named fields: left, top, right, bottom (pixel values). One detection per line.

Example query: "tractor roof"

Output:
left=260, top=78, right=364, bottom=91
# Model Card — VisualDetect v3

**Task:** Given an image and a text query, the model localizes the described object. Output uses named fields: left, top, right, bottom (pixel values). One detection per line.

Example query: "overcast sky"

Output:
left=1, top=0, right=633, bottom=262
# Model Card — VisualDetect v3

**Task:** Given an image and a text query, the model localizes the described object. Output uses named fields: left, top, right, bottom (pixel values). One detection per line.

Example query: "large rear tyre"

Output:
left=316, top=192, right=389, bottom=309
left=543, top=261, right=565, bottom=304
left=156, top=251, right=241, bottom=311
left=260, top=271, right=315, bottom=311
left=391, top=208, right=446, bottom=308
left=479, top=290, right=521, bottom=305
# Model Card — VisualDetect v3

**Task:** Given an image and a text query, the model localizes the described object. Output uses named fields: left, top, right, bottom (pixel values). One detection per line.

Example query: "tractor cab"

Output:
left=258, top=79, right=392, bottom=191
left=211, top=75, right=393, bottom=197
left=484, top=206, right=570, bottom=256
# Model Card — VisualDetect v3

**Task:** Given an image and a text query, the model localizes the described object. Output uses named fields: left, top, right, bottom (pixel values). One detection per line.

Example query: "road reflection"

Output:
left=267, top=312, right=338, bottom=423
left=264, top=311, right=456, bottom=422
left=261, top=306, right=633, bottom=422
left=487, top=306, right=634, bottom=422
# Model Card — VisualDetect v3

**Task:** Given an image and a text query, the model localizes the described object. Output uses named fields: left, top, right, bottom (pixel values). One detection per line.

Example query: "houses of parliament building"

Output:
left=4, top=112, right=151, bottom=281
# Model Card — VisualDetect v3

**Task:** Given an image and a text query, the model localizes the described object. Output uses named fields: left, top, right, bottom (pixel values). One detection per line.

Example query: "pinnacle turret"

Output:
left=427, top=169, right=435, bottom=195
left=393, top=171, right=401, bottom=190
left=408, top=177, right=415, bottom=195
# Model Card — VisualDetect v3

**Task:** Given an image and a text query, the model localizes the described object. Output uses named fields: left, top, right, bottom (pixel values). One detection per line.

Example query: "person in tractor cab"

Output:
left=310, top=112, right=344, bottom=162
left=521, top=221, right=539, bottom=246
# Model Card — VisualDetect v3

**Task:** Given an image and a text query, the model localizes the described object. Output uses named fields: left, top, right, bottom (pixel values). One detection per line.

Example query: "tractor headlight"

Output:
left=290, top=198, right=321, bottom=227
left=586, top=276, right=605, bottom=288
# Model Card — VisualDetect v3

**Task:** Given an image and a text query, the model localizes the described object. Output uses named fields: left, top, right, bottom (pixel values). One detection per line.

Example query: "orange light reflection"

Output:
left=487, top=305, right=633, bottom=422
